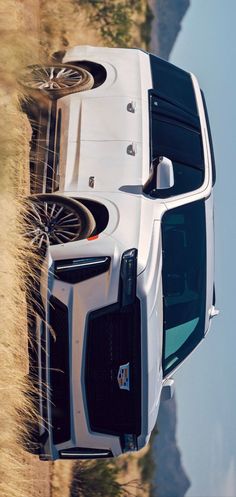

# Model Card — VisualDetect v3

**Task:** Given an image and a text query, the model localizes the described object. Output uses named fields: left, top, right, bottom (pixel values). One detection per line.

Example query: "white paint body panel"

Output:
left=58, top=47, right=151, bottom=192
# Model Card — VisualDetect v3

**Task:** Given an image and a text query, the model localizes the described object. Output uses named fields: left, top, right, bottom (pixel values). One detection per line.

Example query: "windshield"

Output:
left=161, top=200, right=206, bottom=377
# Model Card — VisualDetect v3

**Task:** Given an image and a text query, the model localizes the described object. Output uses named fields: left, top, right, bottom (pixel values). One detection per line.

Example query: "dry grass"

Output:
left=0, top=1, right=153, bottom=496
left=0, top=1, right=51, bottom=496
left=0, top=1, right=101, bottom=495
left=39, top=0, right=104, bottom=57
left=50, top=451, right=150, bottom=497
left=116, top=450, right=150, bottom=497
left=51, top=460, right=74, bottom=497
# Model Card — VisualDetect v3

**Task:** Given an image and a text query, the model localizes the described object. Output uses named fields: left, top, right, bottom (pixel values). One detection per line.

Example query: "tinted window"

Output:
left=152, top=117, right=204, bottom=168
left=150, top=55, right=197, bottom=115
left=161, top=201, right=206, bottom=376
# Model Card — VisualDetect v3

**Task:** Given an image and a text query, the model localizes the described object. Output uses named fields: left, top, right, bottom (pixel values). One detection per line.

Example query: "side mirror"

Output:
left=161, top=378, right=175, bottom=401
left=156, top=156, right=174, bottom=189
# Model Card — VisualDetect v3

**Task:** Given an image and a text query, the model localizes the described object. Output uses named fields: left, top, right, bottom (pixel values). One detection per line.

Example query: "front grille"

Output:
left=49, top=296, right=70, bottom=445
left=85, top=300, right=141, bottom=435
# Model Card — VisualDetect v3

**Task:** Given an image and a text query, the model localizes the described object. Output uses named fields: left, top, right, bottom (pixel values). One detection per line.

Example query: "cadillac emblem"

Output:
left=117, top=362, right=130, bottom=391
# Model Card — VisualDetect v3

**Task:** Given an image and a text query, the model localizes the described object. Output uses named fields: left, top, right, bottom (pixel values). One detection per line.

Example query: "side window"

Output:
left=161, top=201, right=206, bottom=376
left=152, top=117, right=203, bottom=167
left=150, top=115, right=204, bottom=198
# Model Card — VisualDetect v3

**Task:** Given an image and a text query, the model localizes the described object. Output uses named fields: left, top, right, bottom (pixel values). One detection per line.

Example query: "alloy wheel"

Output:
left=27, top=198, right=83, bottom=247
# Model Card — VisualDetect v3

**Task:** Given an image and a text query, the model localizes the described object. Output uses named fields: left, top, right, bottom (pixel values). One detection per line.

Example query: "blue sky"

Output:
left=170, top=1, right=236, bottom=496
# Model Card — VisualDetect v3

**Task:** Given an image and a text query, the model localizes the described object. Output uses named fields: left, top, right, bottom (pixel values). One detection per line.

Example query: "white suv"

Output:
left=25, top=46, right=218, bottom=460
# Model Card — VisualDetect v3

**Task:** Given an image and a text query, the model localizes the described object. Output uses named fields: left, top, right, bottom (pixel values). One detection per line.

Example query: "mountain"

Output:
left=151, top=395, right=191, bottom=497
left=149, top=0, right=190, bottom=59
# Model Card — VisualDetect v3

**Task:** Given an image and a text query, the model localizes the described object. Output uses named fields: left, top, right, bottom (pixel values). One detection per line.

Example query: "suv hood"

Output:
left=57, top=95, right=150, bottom=192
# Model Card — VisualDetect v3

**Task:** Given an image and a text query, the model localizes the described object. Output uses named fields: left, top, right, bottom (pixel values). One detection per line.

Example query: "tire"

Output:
left=20, top=63, right=94, bottom=99
left=26, top=194, right=96, bottom=248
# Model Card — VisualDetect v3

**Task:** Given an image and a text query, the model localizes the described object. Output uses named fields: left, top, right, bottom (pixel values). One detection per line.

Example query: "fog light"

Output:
left=120, top=434, right=138, bottom=453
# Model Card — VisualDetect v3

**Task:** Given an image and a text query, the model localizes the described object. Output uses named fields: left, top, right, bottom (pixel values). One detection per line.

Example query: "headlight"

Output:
left=54, top=256, right=110, bottom=284
left=120, top=249, right=137, bottom=306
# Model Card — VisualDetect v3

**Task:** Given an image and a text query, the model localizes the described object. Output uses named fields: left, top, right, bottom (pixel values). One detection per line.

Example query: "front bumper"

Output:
left=29, top=246, right=143, bottom=460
